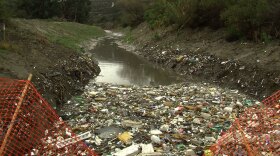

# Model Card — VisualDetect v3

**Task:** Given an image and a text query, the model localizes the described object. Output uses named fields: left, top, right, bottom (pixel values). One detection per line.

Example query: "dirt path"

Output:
left=121, top=23, right=280, bottom=99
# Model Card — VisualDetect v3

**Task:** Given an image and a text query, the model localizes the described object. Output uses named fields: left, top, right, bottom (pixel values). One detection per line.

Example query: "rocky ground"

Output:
left=60, top=81, right=260, bottom=155
left=121, top=23, right=280, bottom=100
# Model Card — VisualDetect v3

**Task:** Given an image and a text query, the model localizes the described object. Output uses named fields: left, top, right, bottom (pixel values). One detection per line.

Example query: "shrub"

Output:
left=221, top=0, right=270, bottom=41
left=144, top=0, right=199, bottom=29
left=117, top=0, right=147, bottom=27
left=143, top=0, right=279, bottom=41
left=144, top=0, right=227, bottom=29
left=144, top=1, right=169, bottom=29
left=265, top=0, right=280, bottom=39
left=195, top=0, right=230, bottom=29
left=166, top=0, right=199, bottom=29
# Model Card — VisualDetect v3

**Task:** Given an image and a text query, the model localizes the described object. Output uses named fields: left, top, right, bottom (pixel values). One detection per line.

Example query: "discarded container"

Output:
left=113, top=144, right=140, bottom=156
left=151, top=135, right=161, bottom=144
left=60, top=82, right=260, bottom=155
left=160, top=125, right=170, bottom=132
left=224, top=107, right=233, bottom=113
left=176, top=144, right=186, bottom=151
left=141, top=144, right=154, bottom=154
left=150, top=130, right=163, bottom=135
left=204, top=149, right=214, bottom=156
left=56, top=131, right=92, bottom=149
left=185, top=149, right=196, bottom=156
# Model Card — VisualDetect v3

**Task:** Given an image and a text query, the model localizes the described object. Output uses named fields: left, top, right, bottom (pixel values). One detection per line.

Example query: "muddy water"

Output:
left=92, top=39, right=183, bottom=86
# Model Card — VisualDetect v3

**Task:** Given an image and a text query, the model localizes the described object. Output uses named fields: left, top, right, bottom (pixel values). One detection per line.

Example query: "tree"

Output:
left=62, top=0, right=91, bottom=23
left=16, top=0, right=91, bottom=23
left=0, top=0, right=16, bottom=21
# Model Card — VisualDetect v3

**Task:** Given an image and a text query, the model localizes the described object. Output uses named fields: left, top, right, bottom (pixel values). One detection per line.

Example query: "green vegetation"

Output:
left=118, top=0, right=280, bottom=41
left=121, top=27, right=134, bottom=44
left=0, top=0, right=91, bottom=23
left=116, top=0, right=147, bottom=27
left=13, top=19, right=105, bottom=52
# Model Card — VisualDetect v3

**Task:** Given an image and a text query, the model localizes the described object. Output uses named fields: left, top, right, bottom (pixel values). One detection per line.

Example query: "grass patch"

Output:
left=121, top=27, right=135, bottom=44
left=0, top=49, right=9, bottom=54
left=12, top=19, right=105, bottom=52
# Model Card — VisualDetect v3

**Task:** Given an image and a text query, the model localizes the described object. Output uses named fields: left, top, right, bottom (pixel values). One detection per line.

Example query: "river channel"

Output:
left=92, top=39, right=183, bottom=86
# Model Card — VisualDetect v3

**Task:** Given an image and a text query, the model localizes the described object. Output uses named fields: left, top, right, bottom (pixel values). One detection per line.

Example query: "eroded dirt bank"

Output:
left=0, top=21, right=101, bottom=108
left=121, top=23, right=280, bottom=100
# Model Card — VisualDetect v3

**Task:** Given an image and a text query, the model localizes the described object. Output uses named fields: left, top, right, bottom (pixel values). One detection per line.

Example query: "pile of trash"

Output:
left=60, top=81, right=260, bottom=156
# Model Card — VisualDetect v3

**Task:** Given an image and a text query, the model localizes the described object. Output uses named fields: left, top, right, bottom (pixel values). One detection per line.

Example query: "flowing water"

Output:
left=92, top=39, right=183, bottom=86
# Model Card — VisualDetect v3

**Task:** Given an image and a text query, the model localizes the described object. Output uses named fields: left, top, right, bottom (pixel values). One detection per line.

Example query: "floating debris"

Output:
left=61, top=82, right=259, bottom=155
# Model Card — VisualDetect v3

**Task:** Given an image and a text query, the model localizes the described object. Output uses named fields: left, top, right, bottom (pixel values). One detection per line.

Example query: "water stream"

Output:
left=92, top=39, right=183, bottom=86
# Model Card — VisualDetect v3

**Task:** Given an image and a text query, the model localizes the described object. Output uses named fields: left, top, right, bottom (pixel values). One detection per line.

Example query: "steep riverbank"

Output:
left=0, top=19, right=105, bottom=107
left=120, top=23, right=280, bottom=100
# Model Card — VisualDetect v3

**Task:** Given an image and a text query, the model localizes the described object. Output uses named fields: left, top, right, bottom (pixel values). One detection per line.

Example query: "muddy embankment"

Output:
left=0, top=22, right=101, bottom=108
left=120, top=23, right=280, bottom=100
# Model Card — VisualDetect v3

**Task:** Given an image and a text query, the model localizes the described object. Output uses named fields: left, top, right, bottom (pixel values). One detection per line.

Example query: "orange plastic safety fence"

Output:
left=262, top=90, right=280, bottom=107
left=210, top=90, right=280, bottom=156
left=0, top=78, right=97, bottom=155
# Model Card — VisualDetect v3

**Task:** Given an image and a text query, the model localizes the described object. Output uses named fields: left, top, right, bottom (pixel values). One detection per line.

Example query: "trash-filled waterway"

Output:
left=92, top=39, right=184, bottom=86
left=60, top=38, right=260, bottom=155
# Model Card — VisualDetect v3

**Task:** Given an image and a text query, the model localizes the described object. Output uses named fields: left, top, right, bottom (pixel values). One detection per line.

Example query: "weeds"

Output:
left=13, top=19, right=105, bottom=52
left=123, top=31, right=134, bottom=44
left=124, top=0, right=280, bottom=41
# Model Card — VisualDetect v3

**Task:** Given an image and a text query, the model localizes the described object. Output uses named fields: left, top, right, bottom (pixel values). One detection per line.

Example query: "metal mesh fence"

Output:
left=0, top=77, right=97, bottom=155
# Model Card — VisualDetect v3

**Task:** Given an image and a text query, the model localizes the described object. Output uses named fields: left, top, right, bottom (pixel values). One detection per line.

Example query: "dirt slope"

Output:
left=125, top=23, right=280, bottom=99
left=0, top=19, right=104, bottom=108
